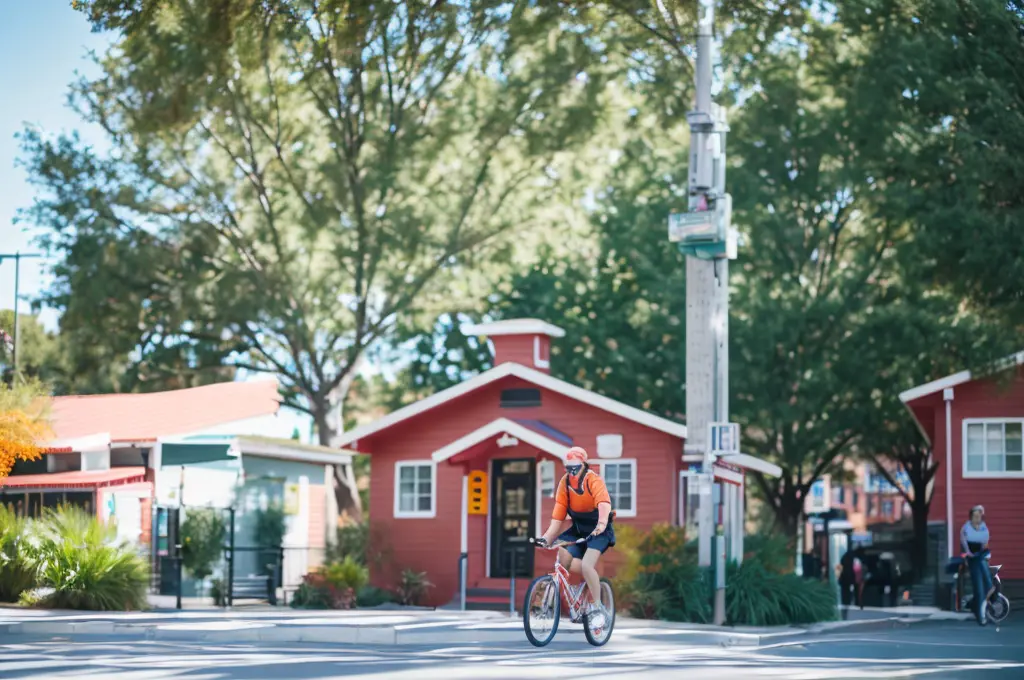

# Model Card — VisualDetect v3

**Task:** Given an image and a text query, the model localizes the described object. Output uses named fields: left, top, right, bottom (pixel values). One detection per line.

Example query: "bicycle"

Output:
left=522, top=537, right=616, bottom=647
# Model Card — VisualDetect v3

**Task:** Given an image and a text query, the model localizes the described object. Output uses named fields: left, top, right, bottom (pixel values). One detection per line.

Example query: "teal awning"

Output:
left=161, top=436, right=239, bottom=466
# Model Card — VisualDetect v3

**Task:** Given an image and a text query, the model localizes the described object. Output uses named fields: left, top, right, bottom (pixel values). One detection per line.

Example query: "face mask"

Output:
left=565, top=464, right=583, bottom=477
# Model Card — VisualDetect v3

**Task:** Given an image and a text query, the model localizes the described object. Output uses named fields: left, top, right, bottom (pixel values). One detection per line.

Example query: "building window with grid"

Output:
left=964, top=420, right=1024, bottom=477
left=394, top=461, right=436, bottom=518
left=600, top=460, right=636, bottom=518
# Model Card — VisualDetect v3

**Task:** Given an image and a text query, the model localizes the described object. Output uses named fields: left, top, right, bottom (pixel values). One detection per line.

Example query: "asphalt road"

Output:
left=1, top=618, right=1021, bottom=679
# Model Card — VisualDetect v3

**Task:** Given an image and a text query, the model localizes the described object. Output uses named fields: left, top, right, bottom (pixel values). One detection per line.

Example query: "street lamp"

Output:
left=0, top=252, right=43, bottom=378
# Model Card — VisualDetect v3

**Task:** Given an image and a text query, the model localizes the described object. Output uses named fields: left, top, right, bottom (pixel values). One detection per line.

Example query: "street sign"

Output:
left=708, top=422, right=740, bottom=456
left=805, top=476, right=831, bottom=515
left=668, top=211, right=716, bottom=242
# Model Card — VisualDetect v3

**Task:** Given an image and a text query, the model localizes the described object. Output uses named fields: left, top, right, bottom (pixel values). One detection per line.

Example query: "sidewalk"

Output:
left=0, top=604, right=970, bottom=647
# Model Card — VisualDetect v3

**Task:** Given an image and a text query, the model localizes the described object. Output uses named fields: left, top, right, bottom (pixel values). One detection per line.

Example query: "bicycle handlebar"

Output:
left=530, top=536, right=586, bottom=549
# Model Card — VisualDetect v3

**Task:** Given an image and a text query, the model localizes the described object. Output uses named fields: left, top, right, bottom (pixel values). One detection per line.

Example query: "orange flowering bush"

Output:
left=0, top=380, right=52, bottom=481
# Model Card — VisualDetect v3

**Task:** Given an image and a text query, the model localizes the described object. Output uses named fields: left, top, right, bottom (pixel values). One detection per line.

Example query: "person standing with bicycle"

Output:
left=535, top=446, right=614, bottom=628
left=962, top=504, right=995, bottom=624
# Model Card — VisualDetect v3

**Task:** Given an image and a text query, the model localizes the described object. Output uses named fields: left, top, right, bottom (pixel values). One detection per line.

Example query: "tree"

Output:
left=181, top=507, right=226, bottom=583
left=837, top=0, right=1024, bottom=331
left=0, top=380, right=52, bottom=482
left=26, top=1, right=612, bottom=518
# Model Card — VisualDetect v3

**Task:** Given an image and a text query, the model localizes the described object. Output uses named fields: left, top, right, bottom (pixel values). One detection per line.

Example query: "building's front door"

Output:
left=490, top=458, right=535, bottom=578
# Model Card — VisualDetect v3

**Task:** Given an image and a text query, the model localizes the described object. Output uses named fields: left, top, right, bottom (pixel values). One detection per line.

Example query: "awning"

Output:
left=432, top=417, right=571, bottom=464
left=0, top=467, right=147, bottom=491
left=160, top=435, right=241, bottom=466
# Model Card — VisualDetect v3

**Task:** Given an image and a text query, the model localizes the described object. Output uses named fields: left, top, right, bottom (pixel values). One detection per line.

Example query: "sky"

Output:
left=0, top=2, right=314, bottom=441
left=0, top=0, right=109, bottom=331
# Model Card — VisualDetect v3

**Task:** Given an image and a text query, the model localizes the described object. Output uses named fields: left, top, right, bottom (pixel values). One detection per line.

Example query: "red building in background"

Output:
left=900, top=352, right=1024, bottom=587
left=340, top=319, right=781, bottom=608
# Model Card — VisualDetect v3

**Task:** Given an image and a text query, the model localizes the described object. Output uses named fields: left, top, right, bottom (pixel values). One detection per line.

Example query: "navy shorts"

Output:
left=557, top=526, right=615, bottom=560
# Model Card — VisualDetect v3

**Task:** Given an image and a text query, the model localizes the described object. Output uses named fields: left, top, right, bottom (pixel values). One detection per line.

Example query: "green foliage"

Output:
left=355, top=585, right=396, bottom=608
left=290, top=581, right=330, bottom=609
left=23, top=505, right=149, bottom=611
left=292, top=557, right=369, bottom=610
left=396, top=569, right=433, bottom=607
left=322, top=557, right=369, bottom=593
left=328, top=521, right=368, bottom=566
left=0, top=505, right=37, bottom=602
left=181, top=508, right=225, bottom=581
left=253, top=504, right=287, bottom=550
left=726, top=558, right=837, bottom=627
left=619, top=524, right=711, bottom=623
left=210, top=578, right=227, bottom=607
left=742, top=533, right=793, bottom=575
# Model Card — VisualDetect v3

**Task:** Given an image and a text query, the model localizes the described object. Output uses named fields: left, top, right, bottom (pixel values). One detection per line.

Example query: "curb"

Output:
left=0, top=612, right=969, bottom=647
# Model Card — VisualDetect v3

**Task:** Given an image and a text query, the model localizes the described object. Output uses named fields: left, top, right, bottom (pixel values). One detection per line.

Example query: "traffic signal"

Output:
left=468, top=471, right=488, bottom=515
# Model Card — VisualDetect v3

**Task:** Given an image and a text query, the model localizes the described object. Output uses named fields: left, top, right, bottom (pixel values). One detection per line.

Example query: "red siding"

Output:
left=920, top=367, right=1024, bottom=579
left=365, top=375, right=683, bottom=606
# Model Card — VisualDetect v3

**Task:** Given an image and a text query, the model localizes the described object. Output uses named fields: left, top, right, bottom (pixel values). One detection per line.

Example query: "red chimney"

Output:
left=462, top=319, right=566, bottom=374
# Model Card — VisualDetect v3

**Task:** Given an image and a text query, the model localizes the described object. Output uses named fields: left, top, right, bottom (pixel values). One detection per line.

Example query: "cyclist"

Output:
left=536, top=446, right=614, bottom=627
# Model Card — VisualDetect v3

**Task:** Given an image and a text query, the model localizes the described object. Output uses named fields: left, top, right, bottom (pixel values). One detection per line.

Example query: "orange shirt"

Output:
left=552, top=471, right=611, bottom=521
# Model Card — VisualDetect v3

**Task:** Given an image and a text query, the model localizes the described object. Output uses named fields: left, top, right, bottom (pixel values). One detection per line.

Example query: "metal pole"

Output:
left=509, top=550, right=517, bottom=616
left=227, top=507, right=236, bottom=608
left=12, top=254, right=20, bottom=377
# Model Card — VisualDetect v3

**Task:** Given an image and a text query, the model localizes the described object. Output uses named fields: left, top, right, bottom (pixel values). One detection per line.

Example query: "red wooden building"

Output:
left=900, top=351, right=1024, bottom=585
left=339, top=319, right=779, bottom=607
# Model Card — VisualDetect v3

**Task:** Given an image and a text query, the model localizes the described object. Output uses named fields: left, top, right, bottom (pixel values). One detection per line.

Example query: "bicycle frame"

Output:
left=550, top=555, right=592, bottom=623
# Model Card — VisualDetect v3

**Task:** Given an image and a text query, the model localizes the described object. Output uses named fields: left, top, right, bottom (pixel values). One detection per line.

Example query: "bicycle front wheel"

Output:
left=523, top=575, right=560, bottom=647
left=583, top=578, right=615, bottom=647
left=989, top=593, right=1010, bottom=624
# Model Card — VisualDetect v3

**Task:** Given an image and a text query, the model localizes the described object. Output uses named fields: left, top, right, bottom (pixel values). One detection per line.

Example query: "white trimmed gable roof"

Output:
left=899, top=350, right=1024, bottom=403
left=432, top=418, right=571, bottom=463
left=336, top=362, right=687, bottom=448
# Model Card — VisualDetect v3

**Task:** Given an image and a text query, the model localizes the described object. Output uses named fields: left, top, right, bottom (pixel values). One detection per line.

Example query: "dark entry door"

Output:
left=490, top=459, right=535, bottom=578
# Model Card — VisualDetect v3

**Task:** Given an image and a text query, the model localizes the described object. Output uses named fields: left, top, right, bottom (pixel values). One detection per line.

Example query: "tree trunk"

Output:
left=313, top=401, right=364, bottom=524
left=908, top=474, right=933, bottom=582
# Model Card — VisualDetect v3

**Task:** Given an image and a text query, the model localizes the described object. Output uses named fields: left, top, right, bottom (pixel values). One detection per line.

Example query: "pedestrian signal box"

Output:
left=468, top=471, right=488, bottom=515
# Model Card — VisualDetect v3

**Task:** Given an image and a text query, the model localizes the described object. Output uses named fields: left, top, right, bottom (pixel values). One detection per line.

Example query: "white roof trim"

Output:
left=237, top=437, right=354, bottom=465
left=337, top=362, right=686, bottom=448
left=698, top=452, right=783, bottom=478
left=462, top=319, right=566, bottom=338
left=44, top=432, right=111, bottom=452
left=432, top=418, right=570, bottom=463
left=899, top=350, right=1024, bottom=404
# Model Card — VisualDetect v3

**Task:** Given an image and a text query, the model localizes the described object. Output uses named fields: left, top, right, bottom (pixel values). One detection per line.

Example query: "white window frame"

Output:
left=393, top=461, right=437, bottom=519
left=599, top=459, right=637, bottom=518
left=962, top=418, right=1024, bottom=479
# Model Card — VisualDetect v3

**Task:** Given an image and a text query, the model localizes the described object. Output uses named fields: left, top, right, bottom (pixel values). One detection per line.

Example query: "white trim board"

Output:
left=432, top=418, right=571, bottom=463
left=462, top=319, right=566, bottom=338
left=595, top=458, right=638, bottom=518
left=338, top=362, right=687, bottom=449
left=899, top=350, right=1024, bottom=404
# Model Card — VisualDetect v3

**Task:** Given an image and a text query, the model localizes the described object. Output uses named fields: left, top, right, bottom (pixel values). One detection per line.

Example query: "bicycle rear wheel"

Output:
left=583, top=578, right=615, bottom=647
left=523, top=575, right=560, bottom=647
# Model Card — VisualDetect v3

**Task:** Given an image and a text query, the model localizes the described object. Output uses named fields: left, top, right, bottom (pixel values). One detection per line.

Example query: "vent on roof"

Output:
left=500, top=388, right=541, bottom=408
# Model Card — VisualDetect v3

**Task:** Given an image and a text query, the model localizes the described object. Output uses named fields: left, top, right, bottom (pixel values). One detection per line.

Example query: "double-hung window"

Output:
left=394, top=461, right=436, bottom=518
left=964, top=420, right=1024, bottom=477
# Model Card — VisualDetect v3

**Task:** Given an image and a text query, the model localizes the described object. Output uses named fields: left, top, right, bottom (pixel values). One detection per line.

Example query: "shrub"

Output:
left=356, top=585, right=395, bottom=608
left=210, top=578, right=228, bottom=607
left=329, top=520, right=368, bottom=565
left=0, top=505, right=36, bottom=602
left=23, top=505, right=149, bottom=611
left=291, top=581, right=330, bottom=609
left=726, top=556, right=837, bottom=626
left=181, top=508, right=225, bottom=581
left=291, top=557, right=369, bottom=610
left=742, top=533, right=793, bottom=575
left=396, top=569, right=433, bottom=606
left=631, top=524, right=710, bottom=623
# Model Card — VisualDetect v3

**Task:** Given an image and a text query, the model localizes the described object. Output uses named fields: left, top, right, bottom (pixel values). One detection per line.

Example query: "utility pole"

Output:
left=0, top=252, right=43, bottom=378
left=668, top=0, right=736, bottom=627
